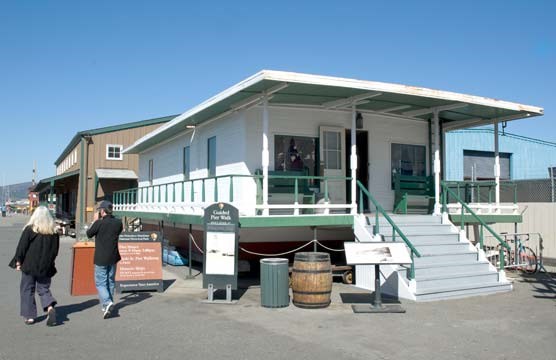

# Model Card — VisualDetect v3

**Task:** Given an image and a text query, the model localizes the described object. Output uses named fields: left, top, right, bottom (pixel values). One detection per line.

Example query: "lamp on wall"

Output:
left=356, top=112, right=363, bottom=129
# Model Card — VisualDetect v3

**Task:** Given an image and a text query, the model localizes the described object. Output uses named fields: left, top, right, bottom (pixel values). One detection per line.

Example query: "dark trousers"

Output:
left=20, top=272, right=57, bottom=319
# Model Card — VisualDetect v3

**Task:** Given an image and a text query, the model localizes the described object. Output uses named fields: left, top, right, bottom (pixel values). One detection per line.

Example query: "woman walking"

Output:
left=9, top=206, right=59, bottom=326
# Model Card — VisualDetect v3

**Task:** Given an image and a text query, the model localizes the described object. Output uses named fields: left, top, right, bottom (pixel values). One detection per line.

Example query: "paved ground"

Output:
left=1, top=214, right=555, bottom=360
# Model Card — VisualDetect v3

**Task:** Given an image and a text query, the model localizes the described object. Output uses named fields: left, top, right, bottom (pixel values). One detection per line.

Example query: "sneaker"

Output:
left=46, top=307, right=57, bottom=327
left=103, top=302, right=114, bottom=319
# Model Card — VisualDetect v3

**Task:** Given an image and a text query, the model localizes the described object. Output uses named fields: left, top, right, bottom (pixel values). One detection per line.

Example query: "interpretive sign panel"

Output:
left=203, top=203, right=239, bottom=290
left=344, top=242, right=411, bottom=265
left=116, top=231, right=163, bottom=292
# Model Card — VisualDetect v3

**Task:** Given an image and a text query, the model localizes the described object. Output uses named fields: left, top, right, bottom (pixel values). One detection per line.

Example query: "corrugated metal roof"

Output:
left=125, top=70, right=544, bottom=154
left=95, top=169, right=137, bottom=179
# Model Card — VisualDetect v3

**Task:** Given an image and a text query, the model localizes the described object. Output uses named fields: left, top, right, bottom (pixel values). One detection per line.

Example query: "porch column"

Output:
left=350, top=105, right=357, bottom=214
left=262, top=96, right=269, bottom=216
left=433, top=110, right=441, bottom=215
left=494, top=120, right=500, bottom=213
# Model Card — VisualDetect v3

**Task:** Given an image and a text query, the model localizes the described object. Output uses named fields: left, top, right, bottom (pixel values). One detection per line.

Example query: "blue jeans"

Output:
left=94, top=264, right=116, bottom=309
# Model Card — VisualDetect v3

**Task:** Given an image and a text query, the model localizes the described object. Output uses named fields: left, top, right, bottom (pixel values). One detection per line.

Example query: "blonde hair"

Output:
left=26, top=206, right=56, bottom=235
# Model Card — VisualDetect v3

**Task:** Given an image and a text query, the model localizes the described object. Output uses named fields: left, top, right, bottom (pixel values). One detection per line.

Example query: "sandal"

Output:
left=24, top=318, right=35, bottom=325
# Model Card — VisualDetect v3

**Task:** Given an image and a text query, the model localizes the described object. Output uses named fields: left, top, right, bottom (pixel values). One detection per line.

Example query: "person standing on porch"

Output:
left=9, top=206, right=59, bottom=326
left=87, top=200, right=122, bottom=319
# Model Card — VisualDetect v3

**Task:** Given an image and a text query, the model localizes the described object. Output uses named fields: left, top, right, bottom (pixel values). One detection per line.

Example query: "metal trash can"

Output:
left=260, top=258, right=290, bottom=308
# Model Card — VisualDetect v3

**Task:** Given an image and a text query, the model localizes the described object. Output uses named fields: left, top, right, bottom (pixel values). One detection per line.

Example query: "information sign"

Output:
left=116, top=231, right=163, bottom=292
left=203, top=203, right=239, bottom=292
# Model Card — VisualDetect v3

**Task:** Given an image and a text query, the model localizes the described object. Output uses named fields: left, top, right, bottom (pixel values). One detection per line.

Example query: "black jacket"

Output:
left=10, top=226, right=60, bottom=278
left=86, top=215, right=123, bottom=266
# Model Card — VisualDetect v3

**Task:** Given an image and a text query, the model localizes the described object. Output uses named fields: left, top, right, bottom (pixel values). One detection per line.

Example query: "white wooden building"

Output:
left=114, top=70, right=543, bottom=301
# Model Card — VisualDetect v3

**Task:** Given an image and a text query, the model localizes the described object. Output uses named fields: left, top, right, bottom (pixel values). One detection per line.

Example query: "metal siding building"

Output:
left=445, top=128, right=556, bottom=181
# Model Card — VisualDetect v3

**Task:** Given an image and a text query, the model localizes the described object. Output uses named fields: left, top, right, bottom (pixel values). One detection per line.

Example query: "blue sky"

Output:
left=1, top=0, right=554, bottom=185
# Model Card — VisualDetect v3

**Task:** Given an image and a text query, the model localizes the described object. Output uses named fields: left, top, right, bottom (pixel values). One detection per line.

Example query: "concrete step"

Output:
left=413, top=252, right=478, bottom=266
left=412, top=243, right=471, bottom=255
left=382, top=233, right=461, bottom=244
left=367, top=215, right=442, bottom=226
left=416, top=271, right=500, bottom=291
left=412, top=261, right=492, bottom=277
left=365, top=224, right=456, bottom=236
left=415, top=282, right=512, bottom=302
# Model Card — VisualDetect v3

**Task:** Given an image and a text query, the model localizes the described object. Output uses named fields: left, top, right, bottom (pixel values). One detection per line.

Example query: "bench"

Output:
left=393, top=173, right=434, bottom=214
left=255, top=169, right=316, bottom=214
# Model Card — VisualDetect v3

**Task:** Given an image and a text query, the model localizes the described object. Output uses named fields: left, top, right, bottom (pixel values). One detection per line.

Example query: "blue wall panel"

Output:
left=445, top=129, right=556, bottom=181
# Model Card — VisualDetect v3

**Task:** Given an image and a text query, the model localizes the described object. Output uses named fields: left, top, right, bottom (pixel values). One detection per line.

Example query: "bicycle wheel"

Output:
left=517, top=247, right=537, bottom=274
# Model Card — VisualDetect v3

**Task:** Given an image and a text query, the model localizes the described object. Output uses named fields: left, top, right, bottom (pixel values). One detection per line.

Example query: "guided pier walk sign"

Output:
left=203, top=202, right=239, bottom=303
left=115, top=231, right=163, bottom=293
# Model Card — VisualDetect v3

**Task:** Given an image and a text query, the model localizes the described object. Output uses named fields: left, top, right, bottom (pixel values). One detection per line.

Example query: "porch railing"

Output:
left=442, top=180, right=518, bottom=214
left=113, top=173, right=354, bottom=215
left=441, top=181, right=511, bottom=270
left=357, top=180, right=421, bottom=280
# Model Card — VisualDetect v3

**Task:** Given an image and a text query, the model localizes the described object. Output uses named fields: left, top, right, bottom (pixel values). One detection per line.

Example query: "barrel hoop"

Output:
left=292, top=290, right=331, bottom=295
left=293, top=300, right=331, bottom=307
left=292, top=269, right=331, bottom=274
left=295, top=258, right=330, bottom=263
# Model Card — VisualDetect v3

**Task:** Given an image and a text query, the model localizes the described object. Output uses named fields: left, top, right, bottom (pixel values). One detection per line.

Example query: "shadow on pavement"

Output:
left=517, top=272, right=556, bottom=300
left=339, top=292, right=402, bottom=304
left=110, top=292, right=153, bottom=317
left=38, top=299, right=99, bottom=325
left=163, top=279, right=176, bottom=291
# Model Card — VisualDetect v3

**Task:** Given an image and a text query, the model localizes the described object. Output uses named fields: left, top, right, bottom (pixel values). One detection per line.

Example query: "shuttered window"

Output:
left=463, top=150, right=511, bottom=180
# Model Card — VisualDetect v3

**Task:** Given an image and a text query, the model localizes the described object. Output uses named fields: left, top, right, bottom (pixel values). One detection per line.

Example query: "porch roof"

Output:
left=125, top=70, right=544, bottom=154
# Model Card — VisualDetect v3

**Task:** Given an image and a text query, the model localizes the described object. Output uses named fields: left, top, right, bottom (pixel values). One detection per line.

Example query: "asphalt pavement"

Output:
left=1, top=214, right=555, bottom=360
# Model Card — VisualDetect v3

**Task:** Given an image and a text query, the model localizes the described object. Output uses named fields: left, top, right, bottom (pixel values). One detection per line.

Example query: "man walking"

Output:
left=87, top=200, right=122, bottom=319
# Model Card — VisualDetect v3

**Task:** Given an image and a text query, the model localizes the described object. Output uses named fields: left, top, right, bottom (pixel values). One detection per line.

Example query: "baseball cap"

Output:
left=97, top=200, right=113, bottom=213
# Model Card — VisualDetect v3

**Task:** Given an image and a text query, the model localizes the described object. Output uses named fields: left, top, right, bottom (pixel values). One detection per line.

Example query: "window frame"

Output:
left=106, top=144, right=124, bottom=161
left=183, top=146, right=190, bottom=180
left=207, top=136, right=216, bottom=177
left=390, top=142, right=427, bottom=188
left=148, top=159, right=154, bottom=185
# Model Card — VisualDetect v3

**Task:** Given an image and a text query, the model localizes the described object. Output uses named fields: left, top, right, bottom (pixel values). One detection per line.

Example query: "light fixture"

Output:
left=356, top=112, right=363, bottom=129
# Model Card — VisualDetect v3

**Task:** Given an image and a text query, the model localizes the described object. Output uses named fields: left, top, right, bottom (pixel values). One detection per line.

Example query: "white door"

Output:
left=319, top=126, right=346, bottom=205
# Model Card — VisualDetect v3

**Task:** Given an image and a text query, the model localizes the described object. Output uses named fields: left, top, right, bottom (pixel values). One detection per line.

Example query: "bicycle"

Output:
left=496, top=233, right=538, bottom=274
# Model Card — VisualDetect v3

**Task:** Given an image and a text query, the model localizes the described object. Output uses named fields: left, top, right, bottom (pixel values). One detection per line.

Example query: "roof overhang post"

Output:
left=494, top=120, right=500, bottom=213
left=261, top=95, right=270, bottom=216
left=350, top=104, right=358, bottom=214
left=433, top=110, right=441, bottom=215
left=49, top=180, right=55, bottom=208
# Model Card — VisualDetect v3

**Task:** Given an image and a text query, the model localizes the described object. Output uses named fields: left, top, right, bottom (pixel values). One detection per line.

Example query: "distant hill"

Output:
left=0, top=182, right=33, bottom=202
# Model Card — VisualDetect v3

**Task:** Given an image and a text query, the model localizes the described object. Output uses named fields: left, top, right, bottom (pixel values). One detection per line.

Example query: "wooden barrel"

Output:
left=291, top=252, right=332, bottom=309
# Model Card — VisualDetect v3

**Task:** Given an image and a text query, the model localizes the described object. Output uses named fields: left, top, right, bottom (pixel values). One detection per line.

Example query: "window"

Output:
left=148, top=159, right=154, bottom=184
left=106, top=145, right=123, bottom=160
left=207, top=137, right=216, bottom=177
left=183, top=146, right=190, bottom=180
left=323, top=131, right=341, bottom=170
left=391, top=143, right=426, bottom=187
left=274, top=135, right=317, bottom=174
left=463, top=150, right=511, bottom=180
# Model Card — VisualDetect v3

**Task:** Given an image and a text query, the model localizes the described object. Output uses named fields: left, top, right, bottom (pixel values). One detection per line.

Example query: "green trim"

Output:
left=240, top=215, right=353, bottom=228
left=113, top=210, right=353, bottom=228
left=55, top=115, right=176, bottom=165
left=94, top=173, right=99, bottom=201
left=36, top=169, right=80, bottom=186
left=448, top=214, right=522, bottom=224
left=79, top=138, right=86, bottom=226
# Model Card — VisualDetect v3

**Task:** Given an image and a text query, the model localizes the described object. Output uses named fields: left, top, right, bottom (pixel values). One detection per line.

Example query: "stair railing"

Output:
left=357, top=180, right=421, bottom=280
left=441, top=182, right=511, bottom=270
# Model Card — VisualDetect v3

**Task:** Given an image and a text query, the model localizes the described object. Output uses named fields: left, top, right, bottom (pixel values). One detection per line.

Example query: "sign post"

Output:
left=344, top=242, right=411, bottom=313
left=116, top=231, right=163, bottom=293
left=202, top=202, right=239, bottom=304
